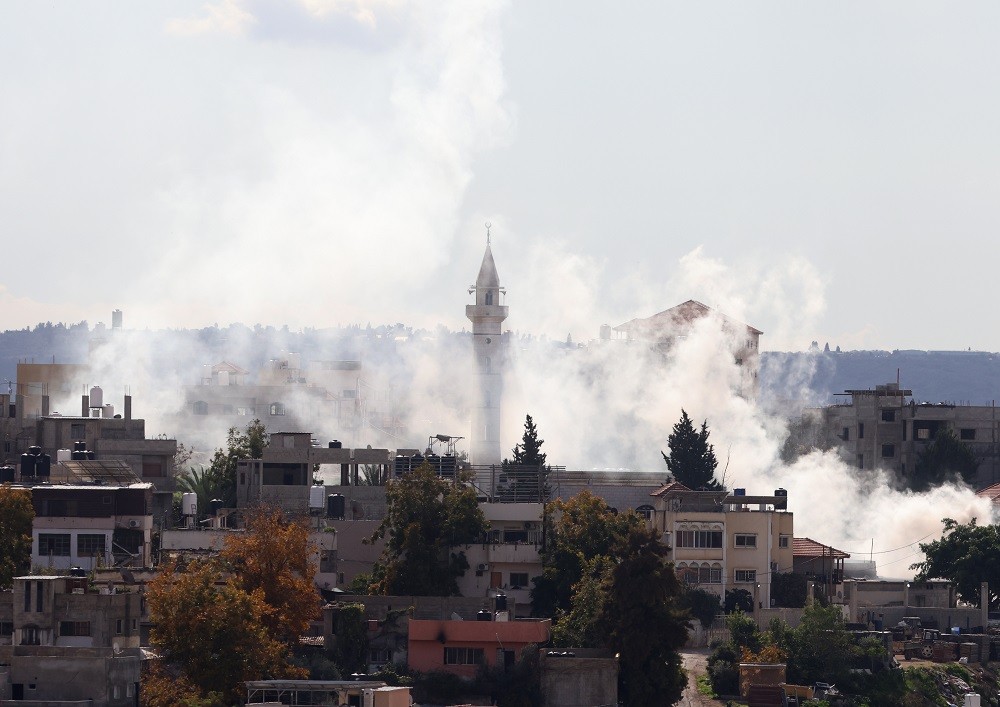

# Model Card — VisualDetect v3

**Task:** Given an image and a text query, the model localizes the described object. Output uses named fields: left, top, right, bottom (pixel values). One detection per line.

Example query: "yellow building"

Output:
left=650, top=482, right=793, bottom=610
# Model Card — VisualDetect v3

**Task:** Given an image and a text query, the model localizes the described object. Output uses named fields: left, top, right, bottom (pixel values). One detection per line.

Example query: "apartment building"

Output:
left=812, top=382, right=1000, bottom=487
left=458, top=502, right=544, bottom=608
left=0, top=575, right=142, bottom=706
left=650, top=483, right=793, bottom=610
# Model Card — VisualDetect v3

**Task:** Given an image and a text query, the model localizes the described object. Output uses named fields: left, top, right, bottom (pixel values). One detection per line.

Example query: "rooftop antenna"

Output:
left=485, top=221, right=492, bottom=245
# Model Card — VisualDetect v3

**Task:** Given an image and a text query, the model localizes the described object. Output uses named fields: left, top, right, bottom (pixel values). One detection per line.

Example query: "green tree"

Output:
left=912, top=517, right=1000, bottom=607
left=505, top=414, right=547, bottom=467
left=782, top=603, right=857, bottom=686
left=550, top=555, right=612, bottom=648
left=370, top=463, right=488, bottom=596
left=603, top=525, right=689, bottom=706
left=908, top=429, right=979, bottom=491
left=661, top=409, right=722, bottom=490
left=771, top=572, right=807, bottom=608
left=724, top=587, right=754, bottom=614
left=531, top=490, right=642, bottom=618
left=175, top=466, right=229, bottom=520
left=207, top=419, right=269, bottom=505
left=0, top=485, right=34, bottom=588
left=328, top=603, right=370, bottom=676
left=500, top=414, right=549, bottom=502
left=681, top=587, right=722, bottom=629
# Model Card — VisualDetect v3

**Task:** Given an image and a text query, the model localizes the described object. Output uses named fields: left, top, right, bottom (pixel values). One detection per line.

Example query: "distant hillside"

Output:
left=761, top=349, right=1000, bottom=410
left=4, top=324, right=1000, bottom=411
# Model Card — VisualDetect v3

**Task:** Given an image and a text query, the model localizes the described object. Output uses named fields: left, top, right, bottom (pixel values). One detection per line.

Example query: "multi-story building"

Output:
left=458, top=502, right=544, bottom=609
left=0, top=574, right=142, bottom=706
left=607, top=299, right=762, bottom=396
left=810, top=382, right=1000, bottom=487
left=29, top=481, right=154, bottom=571
left=649, top=482, right=793, bottom=610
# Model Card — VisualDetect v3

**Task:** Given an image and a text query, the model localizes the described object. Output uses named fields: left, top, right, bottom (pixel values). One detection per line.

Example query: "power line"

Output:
left=835, top=533, right=935, bottom=556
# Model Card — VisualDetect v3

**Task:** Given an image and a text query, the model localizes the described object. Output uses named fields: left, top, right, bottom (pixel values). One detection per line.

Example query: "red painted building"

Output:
left=407, top=618, right=551, bottom=677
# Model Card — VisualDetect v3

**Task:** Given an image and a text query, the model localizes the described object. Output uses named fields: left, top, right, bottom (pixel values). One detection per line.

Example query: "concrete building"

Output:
left=0, top=575, right=142, bottom=706
left=29, top=482, right=154, bottom=571
left=791, top=537, right=849, bottom=602
left=245, top=681, right=411, bottom=707
left=458, top=502, right=544, bottom=609
left=650, top=483, right=793, bottom=610
left=810, top=382, right=1000, bottom=487
left=236, top=432, right=392, bottom=514
left=466, top=239, right=508, bottom=467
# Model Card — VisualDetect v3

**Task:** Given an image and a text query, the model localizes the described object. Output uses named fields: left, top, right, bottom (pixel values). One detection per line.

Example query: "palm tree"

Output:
left=175, top=466, right=233, bottom=518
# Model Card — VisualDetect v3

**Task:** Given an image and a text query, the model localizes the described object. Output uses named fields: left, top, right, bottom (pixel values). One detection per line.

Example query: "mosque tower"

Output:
left=465, top=229, right=508, bottom=467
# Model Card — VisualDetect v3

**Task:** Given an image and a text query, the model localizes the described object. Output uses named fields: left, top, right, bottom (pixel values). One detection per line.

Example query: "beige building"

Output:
left=650, top=483, right=793, bottom=610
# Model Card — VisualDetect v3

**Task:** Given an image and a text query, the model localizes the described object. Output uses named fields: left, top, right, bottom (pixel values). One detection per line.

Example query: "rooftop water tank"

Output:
left=181, top=492, right=197, bottom=517
left=0, top=466, right=14, bottom=483
left=102, top=404, right=114, bottom=418
left=327, top=494, right=345, bottom=520
left=734, top=488, right=746, bottom=496
left=309, top=485, right=325, bottom=509
left=89, top=386, right=103, bottom=408
left=57, top=449, right=72, bottom=463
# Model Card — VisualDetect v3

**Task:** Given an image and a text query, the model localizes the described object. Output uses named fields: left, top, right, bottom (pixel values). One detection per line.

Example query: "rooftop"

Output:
left=793, top=537, right=850, bottom=559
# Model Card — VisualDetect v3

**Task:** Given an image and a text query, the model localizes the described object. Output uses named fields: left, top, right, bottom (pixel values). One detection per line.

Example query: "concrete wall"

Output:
left=541, top=655, right=618, bottom=707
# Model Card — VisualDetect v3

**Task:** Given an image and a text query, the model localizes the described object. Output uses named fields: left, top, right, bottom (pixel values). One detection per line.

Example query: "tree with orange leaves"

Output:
left=146, top=560, right=305, bottom=705
left=219, top=505, right=321, bottom=643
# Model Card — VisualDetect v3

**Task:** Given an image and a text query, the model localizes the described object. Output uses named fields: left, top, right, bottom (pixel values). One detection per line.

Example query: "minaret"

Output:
left=466, top=229, right=508, bottom=467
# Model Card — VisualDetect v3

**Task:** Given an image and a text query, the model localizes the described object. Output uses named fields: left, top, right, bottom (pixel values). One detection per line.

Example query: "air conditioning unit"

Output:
left=524, top=521, right=536, bottom=530
left=128, top=520, right=139, bottom=528
left=477, top=563, right=489, bottom=572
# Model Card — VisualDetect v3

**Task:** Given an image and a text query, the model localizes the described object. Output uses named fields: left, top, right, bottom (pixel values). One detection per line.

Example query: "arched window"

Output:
left=485, top=290, right=494, bottom=305
left=193, top=401, right=208, bottom=415
left=635, top=504, right=655, bottom=521
left=269, top=402, right=285, bottom=416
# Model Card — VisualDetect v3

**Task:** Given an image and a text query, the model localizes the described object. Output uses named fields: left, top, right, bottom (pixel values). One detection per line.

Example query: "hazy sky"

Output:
left=2, top=1, right=999, bottom=351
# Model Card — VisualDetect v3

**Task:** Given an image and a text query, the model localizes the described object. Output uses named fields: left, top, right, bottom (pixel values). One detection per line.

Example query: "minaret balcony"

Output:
left=465, top=304, right=509, bottom=320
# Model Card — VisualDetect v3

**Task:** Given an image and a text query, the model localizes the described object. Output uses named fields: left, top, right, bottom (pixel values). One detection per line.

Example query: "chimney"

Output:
left=82, top=394, right=89, bottom=417
left=41, top=395, right=49, bottom=417
left=124, top=395, right=132, bottom=421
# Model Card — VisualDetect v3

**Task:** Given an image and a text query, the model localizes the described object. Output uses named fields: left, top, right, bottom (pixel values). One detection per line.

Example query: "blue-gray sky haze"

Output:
left=2, top=1, right=998, bottom=351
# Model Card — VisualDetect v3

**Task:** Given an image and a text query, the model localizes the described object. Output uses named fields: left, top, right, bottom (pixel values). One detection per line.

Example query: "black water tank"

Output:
left=327, top=494, right=346, bottom=520
left=774, top=488, right=787, bottom=497
left=74, top=441, right=87, bottom=452
left=329, top=440, right=342, bottom=449
left=20, top=453, right=36, bottom=477
left=86, top=451, right=96, bottom=461
left=71, top=450, right=86, bottom=461
left=210, top=499, right=224, bottom=516
left=0, top=466, right=14, bottom=483
left=28, top=445, right=41, bottom=455
left=494, top=592, right=508, bottom=612
left=734, top=488, right=746, bottom=496
left=69, top=566, right=87, bottom=578
left=35, top=454, right=51, bottom=478
left=477, top=610, right=492, bottom=622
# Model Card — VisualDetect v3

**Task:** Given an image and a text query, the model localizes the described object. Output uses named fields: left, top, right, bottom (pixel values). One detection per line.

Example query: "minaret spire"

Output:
left=466, top=228, right=508, bottom=467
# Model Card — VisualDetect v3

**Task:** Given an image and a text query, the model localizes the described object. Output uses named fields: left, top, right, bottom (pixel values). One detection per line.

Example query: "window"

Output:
left=0, top=621, right=13, bottom=636
left=59, top=621, right=91, bottom=637
left=858, top=454, right=864, bottom=470
left=70, top=423, right=85, bottom=439
left=115, top=619, right=123, bottom=636
left=444, top=647, right=485, bottom=665
left=485, top=290, right=494, bottom=305
left=858, top=423, right=864, bottom=439
left=237, top=406, right=253, bottom=416
left=841, top=427, right=850, bottom=441
left=916, top=427, right=930, bottom=440
left=676, top=530, right=723, bottom=549
left=778, top=535, right=790, bottom=549
left=36, top=582, right=43, bottom=612
left=222, top=404, right=234, bottom=415
left=735, top=569, right=757, bottom=583
left=21, top=626, right=40, bottom=646
left=635, top=504, right=655, bottom=521
left=269, top=402, right=285, bottom=416
left=370, top=647, right=393, bottom=665
left=881, top=409, right=896, bottom=422
left=881, top=444, right=895, bottom=458
left=39, top=533, right=70, bottom=556
left=193, top=401, right=208, bottom=415
left=509, top=572, right=529, bottom=589
left=734, top=534, right=757, bottom=549
left=78, top=534, right=106, bottom=556
left=961, top=428, right=976, bottom=441
left=679, top=564, right=722, bottom=585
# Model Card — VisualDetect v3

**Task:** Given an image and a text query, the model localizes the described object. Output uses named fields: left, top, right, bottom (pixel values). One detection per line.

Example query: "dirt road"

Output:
left=679, top=649, right=723, bottom=707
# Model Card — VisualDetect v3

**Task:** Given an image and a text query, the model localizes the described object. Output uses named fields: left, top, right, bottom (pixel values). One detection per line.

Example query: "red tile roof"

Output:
left=650, top=481, right=692, bottom=497
left=977, top=482, right=1000, bottom=504
left=793, top=537, right=850, bottom=559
